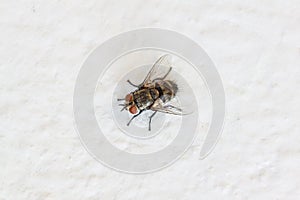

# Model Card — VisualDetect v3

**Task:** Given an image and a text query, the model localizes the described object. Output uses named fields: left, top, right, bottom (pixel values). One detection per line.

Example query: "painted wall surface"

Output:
left=0, top=0, right=299, bottom=199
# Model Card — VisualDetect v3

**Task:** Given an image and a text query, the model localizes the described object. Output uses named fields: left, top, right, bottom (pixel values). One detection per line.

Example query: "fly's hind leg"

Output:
left=148, top=111, right=158, bottom=131
left=127, top=80, right=140, bottom=88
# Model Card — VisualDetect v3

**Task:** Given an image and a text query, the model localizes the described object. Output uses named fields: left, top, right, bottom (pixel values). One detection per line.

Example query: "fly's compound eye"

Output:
left=125, top=94, right=132, bottom=102
left=129, top=105, right=138, bottom=114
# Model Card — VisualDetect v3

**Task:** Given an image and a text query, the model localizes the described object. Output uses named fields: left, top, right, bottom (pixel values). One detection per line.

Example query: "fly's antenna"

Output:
left=117, top=98, right=127, bottom=111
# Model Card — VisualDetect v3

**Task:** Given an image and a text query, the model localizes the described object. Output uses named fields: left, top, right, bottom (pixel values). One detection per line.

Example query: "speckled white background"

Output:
left=1, top=0, right=300, bottom=199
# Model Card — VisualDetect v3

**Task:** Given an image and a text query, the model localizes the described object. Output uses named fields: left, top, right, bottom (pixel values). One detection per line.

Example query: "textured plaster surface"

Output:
left=0, top=0, right=299, bottom=199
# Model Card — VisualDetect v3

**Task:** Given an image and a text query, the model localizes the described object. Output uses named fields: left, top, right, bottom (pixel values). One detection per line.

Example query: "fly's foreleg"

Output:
left=127, top=111, right=143, bottom=126
left=148, top=111, right=157, bottom=131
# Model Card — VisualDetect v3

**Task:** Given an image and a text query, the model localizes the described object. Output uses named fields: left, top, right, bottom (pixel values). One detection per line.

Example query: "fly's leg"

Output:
left=127, top=111, right=143, bottom=126
left=153, top=67, right=172, bottom=81
left=161, top=67, right=172, bottom=80
left=148, top=111, right=158, bottom=131
left=120, top=106, right=126, bottom=112
left=127, top=80, right=140, bottom=88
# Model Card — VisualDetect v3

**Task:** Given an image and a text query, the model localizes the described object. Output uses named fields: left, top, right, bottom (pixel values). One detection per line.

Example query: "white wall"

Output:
left=0, top=0, right=299, bottom=199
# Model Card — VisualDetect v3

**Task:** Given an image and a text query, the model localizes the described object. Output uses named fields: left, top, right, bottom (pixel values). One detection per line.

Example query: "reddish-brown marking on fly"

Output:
left=129, top=105, right=138, bottom=114
left=125, top=94, right=132, bottom=102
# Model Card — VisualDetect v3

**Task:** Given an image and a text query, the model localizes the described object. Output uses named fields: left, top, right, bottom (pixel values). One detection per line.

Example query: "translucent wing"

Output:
left=141, top=54, right=173, bottom=87
left=150, top=99, right=185, bottom=116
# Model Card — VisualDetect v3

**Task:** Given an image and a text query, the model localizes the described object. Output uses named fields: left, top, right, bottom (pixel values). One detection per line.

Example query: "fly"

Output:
left=117, top=54, right=183, bottom=131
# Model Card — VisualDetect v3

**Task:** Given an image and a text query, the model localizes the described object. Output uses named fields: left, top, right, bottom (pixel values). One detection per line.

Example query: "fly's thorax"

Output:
left=132, top=88, right=155, bottom=110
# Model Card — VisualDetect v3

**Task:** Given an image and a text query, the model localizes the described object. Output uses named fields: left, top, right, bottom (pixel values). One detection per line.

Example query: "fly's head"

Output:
left=118, top=93, right=139, bottom=115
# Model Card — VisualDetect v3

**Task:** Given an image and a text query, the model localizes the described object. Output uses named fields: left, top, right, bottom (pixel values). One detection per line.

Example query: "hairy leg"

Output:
left=148, top=111, right=158, bottom=131
left=127, top=111, right=143, bottom=126
left=152, top=67, right=172, bottom=82
left=127, top=80, right=140, bottom=87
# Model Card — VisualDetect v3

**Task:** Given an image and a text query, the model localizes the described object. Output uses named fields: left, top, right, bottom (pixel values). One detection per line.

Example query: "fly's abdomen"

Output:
left=165, top=80, right=178, bottom=95
left=155, top=80, right=178, bottom=103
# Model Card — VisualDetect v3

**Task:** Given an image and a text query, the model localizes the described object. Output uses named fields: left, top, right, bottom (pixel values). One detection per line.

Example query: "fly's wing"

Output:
left=141, top=54, right=172, bottom=86
left=150, top=99, right=189, bottom=116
